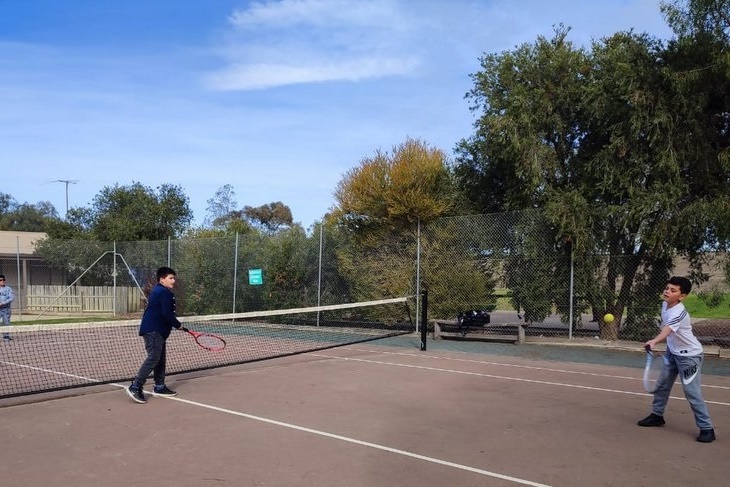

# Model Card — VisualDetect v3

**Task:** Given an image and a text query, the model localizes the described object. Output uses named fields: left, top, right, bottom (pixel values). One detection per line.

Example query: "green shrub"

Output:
left=697, top=286, right=724, bottom=309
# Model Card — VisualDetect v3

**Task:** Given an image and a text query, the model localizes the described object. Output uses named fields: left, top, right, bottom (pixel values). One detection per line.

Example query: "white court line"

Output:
left=345, top=347, right=730, bottom=391
left=313, top=353, right=730, bottom=407
left=163, top=395, right=554, bottom=487
left=0, top=358, right=553, bottom=487
left=0, top=360, right=107, bottom=384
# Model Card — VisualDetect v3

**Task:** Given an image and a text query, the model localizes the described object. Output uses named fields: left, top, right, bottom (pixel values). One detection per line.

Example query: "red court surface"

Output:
left=1, top=340, right=728, bottom=487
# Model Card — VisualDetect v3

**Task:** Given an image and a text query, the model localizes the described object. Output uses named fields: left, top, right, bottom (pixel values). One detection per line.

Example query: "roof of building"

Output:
left=0, top=231, right=48, bottom=256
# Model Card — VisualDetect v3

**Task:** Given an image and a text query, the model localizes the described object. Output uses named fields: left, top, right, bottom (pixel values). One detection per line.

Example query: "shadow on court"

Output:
left=1, top=337, right=729, bottom=487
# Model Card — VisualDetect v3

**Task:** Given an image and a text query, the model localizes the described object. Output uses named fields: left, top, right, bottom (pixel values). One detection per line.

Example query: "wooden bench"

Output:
left=431, top=319, right=527, bottom=344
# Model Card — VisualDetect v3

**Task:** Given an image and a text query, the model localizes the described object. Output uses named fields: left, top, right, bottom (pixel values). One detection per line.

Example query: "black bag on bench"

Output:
left=457, top=310, right=490, bottom=335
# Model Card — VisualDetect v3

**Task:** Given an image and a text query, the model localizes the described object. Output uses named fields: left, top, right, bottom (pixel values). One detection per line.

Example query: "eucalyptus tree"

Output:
left=658, top=0, right=730, bottom=257
left=88, top=182, right=192, bottom=241
left=204, top=184, right=238, bottom=229
left=0, top=195, right=59, bottom=232
left=454, top=26, right=600, bottom=329
left=242, top=201, right=294, bottom=234
left=454, top=9, right=730, bottom=339
left=36, top=182, right=193, bottom=286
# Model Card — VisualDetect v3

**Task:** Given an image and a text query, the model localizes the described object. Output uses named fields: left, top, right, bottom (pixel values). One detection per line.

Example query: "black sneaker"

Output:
left=637, top=413, right=665, bottom=427
left=697, top=428, right=716, bottom=443
left=151, top=385, right=178, bottom=397
left=125, top=386, right=147, bottom=404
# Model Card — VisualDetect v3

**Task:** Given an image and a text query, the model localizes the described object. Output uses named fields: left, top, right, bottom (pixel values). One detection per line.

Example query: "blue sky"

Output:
left=0, top=0, right=674, bottom=230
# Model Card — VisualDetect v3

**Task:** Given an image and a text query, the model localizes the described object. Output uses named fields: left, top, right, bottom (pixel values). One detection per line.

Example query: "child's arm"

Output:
left=646, top=324, right=673, bottom=350
left=161, top=291, right=182, bottom=329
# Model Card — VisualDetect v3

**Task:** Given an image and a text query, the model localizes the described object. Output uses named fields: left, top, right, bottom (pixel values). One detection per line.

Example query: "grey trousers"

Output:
left=651, top=351, right=713, bottom=429
left=132, top=332, right=167, bottom=389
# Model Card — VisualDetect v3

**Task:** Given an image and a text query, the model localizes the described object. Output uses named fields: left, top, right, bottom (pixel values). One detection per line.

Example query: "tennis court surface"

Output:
left=2, top=335, right=728, bottom=487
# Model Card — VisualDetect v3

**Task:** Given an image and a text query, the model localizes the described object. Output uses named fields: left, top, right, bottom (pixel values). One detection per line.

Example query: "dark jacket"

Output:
left=139, top=283, right=182, bottom=339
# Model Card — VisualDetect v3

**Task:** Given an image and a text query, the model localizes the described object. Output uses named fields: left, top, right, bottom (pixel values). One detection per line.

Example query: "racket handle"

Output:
left=644, top=344, right=652, bottom=352
left=180, top=327, right=189, bottom=333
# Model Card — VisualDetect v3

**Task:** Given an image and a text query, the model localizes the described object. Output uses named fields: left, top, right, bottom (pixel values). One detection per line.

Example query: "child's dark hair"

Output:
left=668, top=276, right=692, bottom=295
left=156, top=266, right=177, bottom=281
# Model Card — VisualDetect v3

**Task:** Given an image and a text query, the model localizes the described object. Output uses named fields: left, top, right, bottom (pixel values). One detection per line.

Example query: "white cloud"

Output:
left=207, top=0, right=419, bottom=90
left=228, top=0, right=398, bottom=29
left=206, top=56, right=419, bottom=90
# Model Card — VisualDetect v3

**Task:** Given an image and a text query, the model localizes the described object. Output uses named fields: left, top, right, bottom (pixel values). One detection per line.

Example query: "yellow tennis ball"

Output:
left=604, top=313, right=615, bottom=323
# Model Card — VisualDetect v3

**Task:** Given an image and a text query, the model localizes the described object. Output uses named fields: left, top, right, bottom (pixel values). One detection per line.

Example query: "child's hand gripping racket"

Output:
left=180, top=327, right=226, bottom=351
left=643, top=344, right=666, bottom=393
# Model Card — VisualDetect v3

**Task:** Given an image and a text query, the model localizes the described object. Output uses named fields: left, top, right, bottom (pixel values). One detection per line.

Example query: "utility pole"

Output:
left=55, top=179, right=78, bottom=218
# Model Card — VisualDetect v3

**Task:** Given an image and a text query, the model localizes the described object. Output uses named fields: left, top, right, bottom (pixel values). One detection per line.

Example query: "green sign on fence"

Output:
left=248, top=268, right=263, bottom=285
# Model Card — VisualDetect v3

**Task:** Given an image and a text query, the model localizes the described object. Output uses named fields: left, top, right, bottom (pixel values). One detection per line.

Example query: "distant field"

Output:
left=684, top=294, right=730, bottom=319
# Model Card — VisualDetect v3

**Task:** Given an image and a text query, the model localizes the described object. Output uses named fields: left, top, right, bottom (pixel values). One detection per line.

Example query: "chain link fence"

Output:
left=422, top=212, right=730, bottom=347
left=1, top=211, right=728, bottom=347
left=3, top=225, right=418, bottom=324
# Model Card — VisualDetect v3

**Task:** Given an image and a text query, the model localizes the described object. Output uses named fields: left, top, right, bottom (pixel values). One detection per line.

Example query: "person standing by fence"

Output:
left=0, top=274, right=14, bottom=341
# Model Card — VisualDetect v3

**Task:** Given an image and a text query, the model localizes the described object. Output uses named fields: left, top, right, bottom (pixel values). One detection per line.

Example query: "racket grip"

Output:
left=644, top=344, right=652, bottom=352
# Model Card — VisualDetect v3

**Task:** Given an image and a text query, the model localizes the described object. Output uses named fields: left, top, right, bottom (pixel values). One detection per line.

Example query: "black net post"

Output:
left=420, top=289, right=428, bottom=351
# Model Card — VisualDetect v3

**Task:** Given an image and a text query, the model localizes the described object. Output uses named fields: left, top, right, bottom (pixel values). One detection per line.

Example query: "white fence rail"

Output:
left=26, top=285, right=143, bottom=314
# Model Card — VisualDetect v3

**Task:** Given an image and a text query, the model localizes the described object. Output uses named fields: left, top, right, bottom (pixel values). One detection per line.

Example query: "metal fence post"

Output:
left=15, top=236, right=22, bottom=318
left=568, top=239, right=574, bottom=340
left=415, top=218, right=421, bottom=332
left=420, top=288, right=428, bottom=351
left=317, top=222, right=324, bottom=326
left=232, top=232, right=239, bottom=314
left=113, top=241, right=117, bottom=316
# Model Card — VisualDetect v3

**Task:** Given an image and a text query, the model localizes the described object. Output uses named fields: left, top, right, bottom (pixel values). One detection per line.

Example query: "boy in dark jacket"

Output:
left=126, top=267, right=182, bottom=404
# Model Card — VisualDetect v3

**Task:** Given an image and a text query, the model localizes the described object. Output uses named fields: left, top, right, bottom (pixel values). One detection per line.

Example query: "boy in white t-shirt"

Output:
left=637, top=276, right=715, bottom=443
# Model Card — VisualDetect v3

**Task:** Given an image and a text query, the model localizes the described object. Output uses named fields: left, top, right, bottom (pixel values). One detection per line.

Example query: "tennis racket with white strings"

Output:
left=643, top=344, right=666, bottom=393
left=180, top=327, right=226, bottom=351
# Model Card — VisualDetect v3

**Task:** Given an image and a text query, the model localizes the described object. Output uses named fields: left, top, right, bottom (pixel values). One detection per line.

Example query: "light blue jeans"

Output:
left=651, top=351, right=713, bottom=429
left=0, top=307, right=10, bottom=336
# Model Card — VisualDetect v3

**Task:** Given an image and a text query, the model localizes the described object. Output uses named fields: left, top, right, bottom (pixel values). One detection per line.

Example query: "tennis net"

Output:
left=0, top=296, right=417, bottom=400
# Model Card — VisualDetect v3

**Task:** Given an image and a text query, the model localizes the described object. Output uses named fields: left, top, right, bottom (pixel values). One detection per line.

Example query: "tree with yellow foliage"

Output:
left=331, top=137, right=456, bottom=237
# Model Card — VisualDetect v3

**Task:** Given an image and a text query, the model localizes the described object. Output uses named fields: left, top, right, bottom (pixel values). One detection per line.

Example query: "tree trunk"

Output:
left=599, top=319, right=618, bottom=340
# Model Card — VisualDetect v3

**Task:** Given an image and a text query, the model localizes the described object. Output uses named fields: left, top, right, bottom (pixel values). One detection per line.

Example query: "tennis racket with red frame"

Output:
left=180, top=327, right=226, bottom=351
